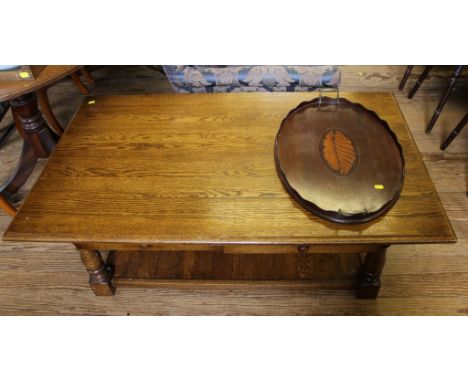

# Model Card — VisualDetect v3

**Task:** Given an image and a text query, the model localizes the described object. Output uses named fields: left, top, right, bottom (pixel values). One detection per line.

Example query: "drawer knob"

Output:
left=298, top=245, right=309, bottom=254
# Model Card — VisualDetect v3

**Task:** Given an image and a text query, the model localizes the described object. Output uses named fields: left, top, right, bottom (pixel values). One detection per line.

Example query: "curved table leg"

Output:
left=0, top=123, right=15, bottom=148
left=37, top=87, right=64, bottom=136
left=0, top=140, right=37, bottom=196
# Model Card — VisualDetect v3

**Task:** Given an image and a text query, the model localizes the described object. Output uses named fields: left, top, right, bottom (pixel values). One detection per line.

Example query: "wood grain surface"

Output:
left=0, top=65, right=81, bottom=101
left=0, top=65, right=466, bottom=315
left=3, top=91, right=456, bottom=246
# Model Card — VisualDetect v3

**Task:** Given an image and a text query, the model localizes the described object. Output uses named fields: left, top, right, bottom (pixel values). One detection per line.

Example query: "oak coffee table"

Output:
left=3, top=92, right=456, bottom=298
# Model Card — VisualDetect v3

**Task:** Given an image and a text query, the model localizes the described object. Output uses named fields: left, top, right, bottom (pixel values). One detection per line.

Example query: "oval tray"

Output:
left=274, top=97, right=405, bottom=224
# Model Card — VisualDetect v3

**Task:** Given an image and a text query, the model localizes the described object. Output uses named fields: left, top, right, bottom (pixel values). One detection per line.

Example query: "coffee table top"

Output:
left=3, top=92, right=456, bottom=245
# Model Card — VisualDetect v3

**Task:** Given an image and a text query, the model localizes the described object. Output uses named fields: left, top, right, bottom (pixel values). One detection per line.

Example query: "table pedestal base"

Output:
left=10, top=93, right=58, bottom=158
left=1, top=93, right=58, bottom=214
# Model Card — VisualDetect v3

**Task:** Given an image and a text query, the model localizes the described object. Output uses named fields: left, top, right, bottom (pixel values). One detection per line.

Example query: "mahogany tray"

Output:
left=275, top=97, right=405, bottom=224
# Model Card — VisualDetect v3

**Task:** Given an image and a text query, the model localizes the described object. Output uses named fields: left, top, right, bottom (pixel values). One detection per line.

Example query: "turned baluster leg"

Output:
left=79, top=249, right=115, bottom=296
left=36, top=87, right=64, bottom=136
left=408, top=65, right=433, bottom=99
left=357, top=246, right=388, bottom=299
left=9, top=93, right=57, bottom=158
left=399, top=65, right=413, bottom=90
left=440, top=111, right=468, bottom=150
left=426, top=65, right=464, bottom=134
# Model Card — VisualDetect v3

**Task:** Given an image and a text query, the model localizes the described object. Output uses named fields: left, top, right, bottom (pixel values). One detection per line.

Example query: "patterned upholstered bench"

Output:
left=163, top=65, right=340, bottom=93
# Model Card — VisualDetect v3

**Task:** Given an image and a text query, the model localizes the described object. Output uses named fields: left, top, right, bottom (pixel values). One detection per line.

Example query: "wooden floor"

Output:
left=0, top=65, right=466, bottom=315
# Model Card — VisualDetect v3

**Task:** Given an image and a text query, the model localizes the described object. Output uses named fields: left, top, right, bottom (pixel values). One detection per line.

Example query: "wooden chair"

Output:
left=399, top=65, right=464, bottom=133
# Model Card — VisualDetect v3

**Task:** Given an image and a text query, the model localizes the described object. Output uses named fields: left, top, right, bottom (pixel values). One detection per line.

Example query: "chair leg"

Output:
left=36, top=87, right=64, bottom=136
left=426, top=65, right=464, bottom=134
left=399, top=65, right=413, bottom=90
left=408, top=65, right=433, bottom=99
left=440, top=112, right=468, bottom=150
left=79, top=67, right=95, bottom=86
left=0, top=193, right=16, bottom=217
left=70, top=72, right=89, bottom=95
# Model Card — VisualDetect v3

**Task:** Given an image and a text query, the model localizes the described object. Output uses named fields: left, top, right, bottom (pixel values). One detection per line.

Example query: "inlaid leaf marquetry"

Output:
left=322, top=130, right=357, bottom=176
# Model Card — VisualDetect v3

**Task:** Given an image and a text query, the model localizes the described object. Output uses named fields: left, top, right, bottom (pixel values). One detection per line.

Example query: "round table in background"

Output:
left=0, top=65, right=83, bottom=210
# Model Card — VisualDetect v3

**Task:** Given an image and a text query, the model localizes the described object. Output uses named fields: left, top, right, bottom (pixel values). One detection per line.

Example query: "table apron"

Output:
left=74, top=242, right=386, bottom=255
